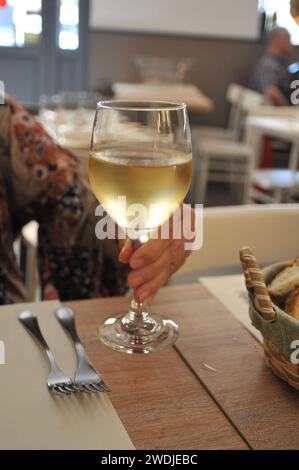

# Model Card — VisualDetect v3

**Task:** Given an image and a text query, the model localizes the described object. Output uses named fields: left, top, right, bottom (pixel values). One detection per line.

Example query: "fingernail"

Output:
left=120, top=239, right=131, bottom=254
left=119, top=239, right=131, bottom=263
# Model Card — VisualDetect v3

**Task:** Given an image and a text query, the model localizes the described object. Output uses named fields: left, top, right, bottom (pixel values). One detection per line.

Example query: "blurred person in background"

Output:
left=0, top=96, right=191, bottom=305
left=250, top=27, right=294, bottom=105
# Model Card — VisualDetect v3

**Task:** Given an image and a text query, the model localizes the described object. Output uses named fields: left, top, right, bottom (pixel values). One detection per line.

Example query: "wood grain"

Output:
left=66, top=294, right=247, bottom=450
left=161, top=284, right=299, bottom=450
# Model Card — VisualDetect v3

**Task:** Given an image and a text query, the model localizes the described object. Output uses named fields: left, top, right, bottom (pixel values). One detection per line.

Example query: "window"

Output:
left=0, top=0, right=42, bottom=47
left=58, top=0, right=79, bottom=50
left=259, top=0, right=299, bottom=45
left=0, top=0, right=80, bottom=49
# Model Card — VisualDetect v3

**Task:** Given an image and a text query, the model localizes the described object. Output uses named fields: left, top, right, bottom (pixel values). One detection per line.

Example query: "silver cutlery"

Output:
left=18, top=311, right=79, bottom=395
left=55, top=307, right=110, bottom=393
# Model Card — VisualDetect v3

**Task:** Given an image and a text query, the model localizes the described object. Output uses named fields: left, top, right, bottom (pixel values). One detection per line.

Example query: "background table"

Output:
left=66, top=283, right=299, bottom=450
left=246, top=115, right=299, bottom=174
left=113, top=82, right=214, bottom=112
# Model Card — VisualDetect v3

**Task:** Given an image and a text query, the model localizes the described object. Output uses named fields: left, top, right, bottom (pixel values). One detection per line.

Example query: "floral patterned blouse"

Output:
left=0, top=96, right=128, bottom=304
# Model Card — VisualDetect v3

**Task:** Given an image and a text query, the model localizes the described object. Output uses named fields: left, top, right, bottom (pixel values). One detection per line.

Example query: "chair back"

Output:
left=172, top=204, right=299, bottom=279
left=240, top=88, right=265, bottom=112
left=225, top=83, right=245, bottom=139
left=226, top=83, right=244, bottom=103
left=238, top=88, right=266, bottom=141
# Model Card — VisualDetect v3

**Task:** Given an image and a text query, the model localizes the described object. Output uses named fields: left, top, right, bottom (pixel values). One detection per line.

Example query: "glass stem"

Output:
left=131, top=240, right=147, bottom=315
left=121, top=237, right=156, bottom=334
left=128, top=298, right=150, bottom=323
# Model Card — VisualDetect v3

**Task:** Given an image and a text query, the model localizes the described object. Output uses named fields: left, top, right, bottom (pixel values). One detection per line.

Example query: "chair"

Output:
left=245, top=110, right=299, bottom=204
left=171, top=204, right=299, bottom=282
left=247, top=105, right=297, bottom=118
left=250, top=168, right=299, bottom=203
left=192, top=83, right=245, bottom=142
left=191, top=88, right=265, bottom=204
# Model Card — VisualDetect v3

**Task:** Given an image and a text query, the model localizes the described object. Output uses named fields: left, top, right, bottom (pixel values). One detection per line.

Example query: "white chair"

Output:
left=247, top=105, right=298, bottom=118
left=247, top=105, right=296, bottom=166
left=245, top=110, right=299, bottom=204
left=250, top=168, right=299, bottom=203
left=171, top=204, right=299, bottom=282
left=191, top=88, right=265, bottom=204
left=192, top=83, right=245, bottom=141
left=192, top=139, right=251, bottom=203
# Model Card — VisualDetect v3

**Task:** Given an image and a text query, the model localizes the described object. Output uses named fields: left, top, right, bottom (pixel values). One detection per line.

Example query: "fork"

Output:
left=55, top=307, right=110, bottom=393
left=18, top=311, right=79, bottom=396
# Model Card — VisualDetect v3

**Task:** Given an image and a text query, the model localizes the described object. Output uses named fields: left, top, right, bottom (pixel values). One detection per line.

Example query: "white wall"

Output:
left=89, top=0, right=260, bottom=40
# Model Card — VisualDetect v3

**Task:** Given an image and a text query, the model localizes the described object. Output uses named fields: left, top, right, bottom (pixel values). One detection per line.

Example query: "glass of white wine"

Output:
left=89, top=100, right=192, bottom=354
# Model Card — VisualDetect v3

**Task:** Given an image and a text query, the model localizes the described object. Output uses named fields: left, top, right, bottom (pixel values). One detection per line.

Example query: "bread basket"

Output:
left=240, top=247, right=299, bottom=390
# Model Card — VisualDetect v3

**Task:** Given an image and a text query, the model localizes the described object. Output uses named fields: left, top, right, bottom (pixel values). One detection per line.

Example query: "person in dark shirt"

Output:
left=250, top=27, right=294, bottom=105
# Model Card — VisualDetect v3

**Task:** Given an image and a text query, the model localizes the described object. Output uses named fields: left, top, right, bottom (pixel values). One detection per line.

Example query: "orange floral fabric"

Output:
left=0, top=97, right=128, bottom=304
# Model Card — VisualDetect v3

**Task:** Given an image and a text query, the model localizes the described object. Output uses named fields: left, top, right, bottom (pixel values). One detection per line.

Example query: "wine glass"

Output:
left=89, top=100, right=192, bottom=354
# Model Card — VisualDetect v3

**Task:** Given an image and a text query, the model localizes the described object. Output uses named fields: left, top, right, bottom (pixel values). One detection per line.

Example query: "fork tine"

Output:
left=75, top=383, right=92, bottom=393
left=51, top=385, right=69, bottom=395
left=93, top=382, right=111, bottom=393
left=50, top=386, right=64, bottom=396
left=100, top=382, right=111, bottom=393
left=58, top=385, right=73, bottom=394
left=82, top=384, right=97, bottom=393
left=87, top=383, right=105, bottom=393
left=64, top=385, right=78, bottom=393
left=74, top=384, right=87, bottom=393
left=72, top=384, right=85, bottom=392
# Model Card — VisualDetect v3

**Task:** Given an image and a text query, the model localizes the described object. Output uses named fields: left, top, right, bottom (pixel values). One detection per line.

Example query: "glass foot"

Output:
left=98, top=311, right=179, bottom=354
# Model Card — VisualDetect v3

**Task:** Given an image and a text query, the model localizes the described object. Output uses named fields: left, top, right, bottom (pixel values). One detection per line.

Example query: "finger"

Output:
left=134, top=269, right=169, bottom=302
left=118, top=239, right=133, bottom=263
left=127, top=249, right=170, bottom=289
left=130, top=238, right=171, bottom=270
left=43, top=283, right=59, bottom=300
left=146, top=294, right=156, bottom=306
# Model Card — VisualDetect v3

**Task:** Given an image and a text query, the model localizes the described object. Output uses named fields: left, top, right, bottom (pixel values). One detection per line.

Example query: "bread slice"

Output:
left=268, top=265, right=299, bottom=297
left=285, top=288, right=299, bottom=320
left=289, top=257, right=299, bottom=267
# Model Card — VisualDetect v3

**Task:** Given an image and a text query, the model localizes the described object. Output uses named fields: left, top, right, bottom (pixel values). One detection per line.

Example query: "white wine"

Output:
left=89, top=148, right=192, bottom=231
left=90, top=101, right=191, bottom=353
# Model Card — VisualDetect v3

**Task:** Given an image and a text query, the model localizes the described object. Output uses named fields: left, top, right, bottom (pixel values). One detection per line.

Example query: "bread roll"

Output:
left=290, top=257, right=299, bottom=267
left=285, top=288, right=299, bottom=320
left=268, top=265, right=299, bottom=297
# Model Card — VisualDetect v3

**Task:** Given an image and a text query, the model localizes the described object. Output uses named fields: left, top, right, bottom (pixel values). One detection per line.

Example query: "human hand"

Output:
left=119, top=206, right=195, bottom=303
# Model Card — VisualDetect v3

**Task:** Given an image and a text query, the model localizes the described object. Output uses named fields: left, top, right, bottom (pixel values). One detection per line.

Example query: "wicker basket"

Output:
left=240, top=249, right=299, bottom=391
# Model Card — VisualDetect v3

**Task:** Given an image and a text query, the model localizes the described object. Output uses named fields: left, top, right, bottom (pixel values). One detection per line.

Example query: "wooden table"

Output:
left=113, top=82, right=214, bottom=112
left=66, top=283, right=299, bottom=450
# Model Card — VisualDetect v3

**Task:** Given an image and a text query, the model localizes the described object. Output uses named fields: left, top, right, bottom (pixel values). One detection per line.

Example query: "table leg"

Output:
left=288, top=141, right=299, bottom=200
